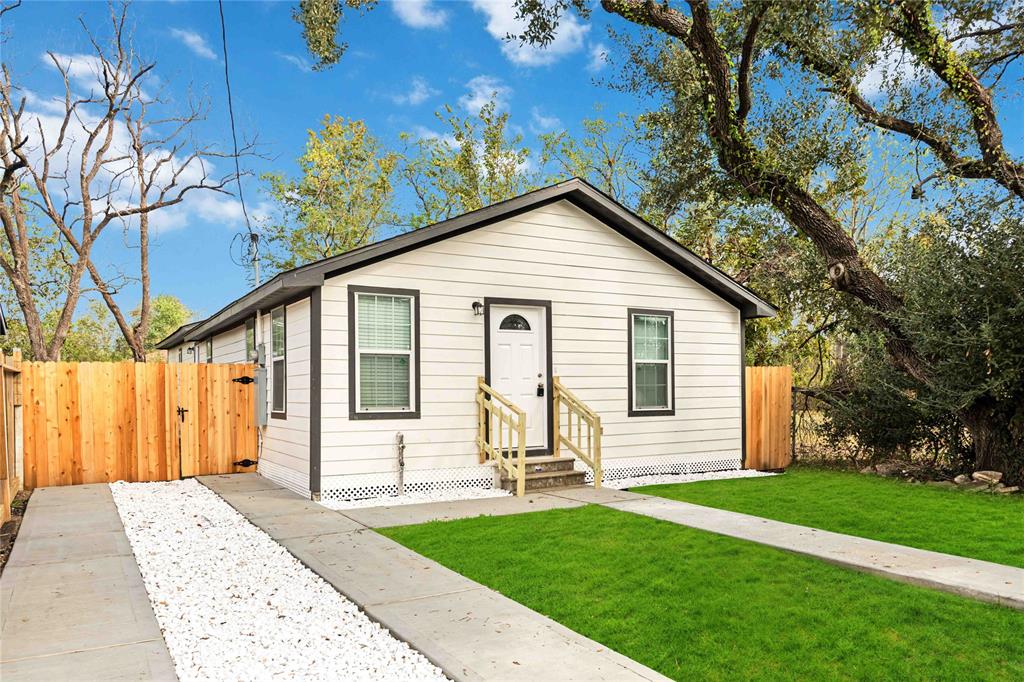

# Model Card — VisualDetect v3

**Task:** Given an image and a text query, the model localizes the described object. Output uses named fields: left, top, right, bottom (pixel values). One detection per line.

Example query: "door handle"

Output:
left=537, top=383, right=545, bottom=397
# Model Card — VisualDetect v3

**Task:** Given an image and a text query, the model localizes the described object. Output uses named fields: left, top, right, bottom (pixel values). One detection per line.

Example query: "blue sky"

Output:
left=5, top=1, right=1022, bottom=326
left=6, top=0, right=642, bottom=322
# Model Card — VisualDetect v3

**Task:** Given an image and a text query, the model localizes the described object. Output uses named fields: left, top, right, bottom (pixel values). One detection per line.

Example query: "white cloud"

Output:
left=391, top=76, right=439, bottom=106
left=470, top=0, right=589, bottom=67
left=587, top=42, right=609, bottom=73
left=169, top=28, right=217, bottom=60
left=19, top=96, right=246, bottom=236
left=529, top=106, right=561, bottom=134
left=459, top=75, right=511, bottom=115
left=391, top=0, right=448, bottom=29
left=276, top=52, right=313, bottom=73
left=858, top=48, right=920, bottom=96
left=409, top=125, right=460, bottom=147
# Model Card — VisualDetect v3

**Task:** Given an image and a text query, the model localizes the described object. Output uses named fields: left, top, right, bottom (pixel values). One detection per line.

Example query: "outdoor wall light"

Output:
left=472, top=300, right=484, bottom=316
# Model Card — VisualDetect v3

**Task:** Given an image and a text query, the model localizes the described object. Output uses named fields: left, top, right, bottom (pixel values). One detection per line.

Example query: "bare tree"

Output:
left=0, top=2, right=249, bottom=360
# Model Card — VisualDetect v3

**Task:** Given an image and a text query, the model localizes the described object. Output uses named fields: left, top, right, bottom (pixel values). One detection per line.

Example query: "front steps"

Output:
left=499, top=456, right=586, bottom=492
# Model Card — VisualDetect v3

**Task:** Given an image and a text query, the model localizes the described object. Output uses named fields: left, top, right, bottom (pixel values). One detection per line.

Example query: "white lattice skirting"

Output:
left=258, top=459, right=311, bottom=498
left=320, top=465, right=499, bottom=502
left=318, top=454, right=741, bottom=500
left=576, top=453, right=743, bottom=484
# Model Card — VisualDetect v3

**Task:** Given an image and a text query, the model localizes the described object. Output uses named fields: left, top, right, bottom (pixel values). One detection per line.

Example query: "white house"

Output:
left=158, top=179, right=776, bottom=500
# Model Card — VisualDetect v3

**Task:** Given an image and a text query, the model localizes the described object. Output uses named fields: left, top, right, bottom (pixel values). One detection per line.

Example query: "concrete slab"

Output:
left=256, top=509, right=363, bottom=540
left=278, top=529, right=481, bottom=607
left=5, top=528, right=133, bottom=567
left=26, top=483, right=113, bottom=507
left=608, top=497, right=1024, bottom=610
left=196, top=472, right=285, bottom=494
left=0, top=485, right=174, bottom=677
left=339, top=492, right=585, bottom=529
left=217, top=487, right=324, bottom=519
left=542, top=486, right=650, bottom=505
left=17, top=502, right=124, bottom=538
left=373, top=586, right=667, bottom=681
left=202, top=477, right=670, bottom=682
left=1, top=640, right=176, bottom=681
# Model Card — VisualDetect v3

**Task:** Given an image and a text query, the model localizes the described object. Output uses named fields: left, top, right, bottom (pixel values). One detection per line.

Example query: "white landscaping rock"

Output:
left=109, top=479, right=447, bottom=682
left=603, top=468, right=777, bottom=490
left=320, top=487, right=511, bottom=511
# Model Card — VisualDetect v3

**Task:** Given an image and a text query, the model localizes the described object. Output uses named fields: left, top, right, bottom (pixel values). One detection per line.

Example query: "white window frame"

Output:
left=271, top=306, right=287, bottom=417
left=204, top=338, right=213, bottom=364
left=628, top=309, right=675, bottom=416
left=351, top=288, right=418, bottom=418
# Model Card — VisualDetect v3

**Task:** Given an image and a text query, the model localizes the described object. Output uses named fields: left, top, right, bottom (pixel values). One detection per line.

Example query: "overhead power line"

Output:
left=217, top=0, right=260, bottom=284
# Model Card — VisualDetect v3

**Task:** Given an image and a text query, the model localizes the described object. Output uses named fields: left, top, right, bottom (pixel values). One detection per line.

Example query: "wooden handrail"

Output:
left=476, top=377, right=527, bottom=496
left=552, top=377, right=602, bottom=489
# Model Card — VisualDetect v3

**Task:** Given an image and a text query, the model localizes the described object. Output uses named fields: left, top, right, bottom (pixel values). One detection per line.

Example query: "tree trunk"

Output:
left=960, top=398, right=1024, bottom=485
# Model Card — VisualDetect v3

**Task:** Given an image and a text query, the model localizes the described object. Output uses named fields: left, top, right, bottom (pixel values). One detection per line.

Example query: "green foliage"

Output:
left=112, top=294, right=194, bottom=359
left=822, top=202, right=1024, bottom=472
left=384, top=505, right=1024, bottom=680
left=401, top=101, right=538, bottom=228
left=2, top=295, right=193, bottom=362
left=262, top=115, right=400, bottom=272
left=638, top=467, right=1024, bottom=567
left=2, top=301, right=115, bottom=361
left=538, top=111, right=646, bottom=203
left=291, top=0, right=376, bottom=70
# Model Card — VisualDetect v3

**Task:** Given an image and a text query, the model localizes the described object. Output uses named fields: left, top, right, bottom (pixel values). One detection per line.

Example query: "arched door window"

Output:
left=499, top=314, right=531, bottom=331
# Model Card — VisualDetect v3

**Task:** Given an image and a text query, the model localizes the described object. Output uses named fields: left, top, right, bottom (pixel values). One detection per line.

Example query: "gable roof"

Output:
left=159, top=178, right=776, bottom=348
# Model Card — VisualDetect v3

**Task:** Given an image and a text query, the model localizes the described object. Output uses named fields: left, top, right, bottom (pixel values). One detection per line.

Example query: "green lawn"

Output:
left=381, top=505, right=1023, bottom=681
left=635, top=467, right=1024, bottom=568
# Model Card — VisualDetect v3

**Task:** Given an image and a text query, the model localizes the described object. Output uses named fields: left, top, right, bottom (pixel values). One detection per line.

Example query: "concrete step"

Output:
left=500, top=469, right=587, bottom=492
left=520, top=456, right=577, bottom=474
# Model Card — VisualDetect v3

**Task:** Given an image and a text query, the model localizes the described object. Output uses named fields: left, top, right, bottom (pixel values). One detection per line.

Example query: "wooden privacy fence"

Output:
left=22, top=362, right=258, bottom=489
left=745, top=365, right=793, bottom=470
left=0, top=352, right=22, bottom=523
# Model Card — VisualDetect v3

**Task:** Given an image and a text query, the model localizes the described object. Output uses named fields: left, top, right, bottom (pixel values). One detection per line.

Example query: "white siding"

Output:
left=259, top=298, right=311, bottom=496
left=168, top=342, right=195, bottom=363
left=211, top=325, right=247, bottom=364
left=319, top=200, right=743, bottom=495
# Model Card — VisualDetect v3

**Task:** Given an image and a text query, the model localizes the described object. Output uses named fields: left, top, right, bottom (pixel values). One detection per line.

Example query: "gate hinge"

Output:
left=232, top=375, right=255, bottom=385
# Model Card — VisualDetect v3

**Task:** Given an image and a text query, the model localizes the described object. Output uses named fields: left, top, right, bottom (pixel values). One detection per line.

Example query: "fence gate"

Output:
left=745, top=366, right=793, bottom=470
left=22, top=361, right=257, bottom=489
left=175, top=363, right=258, bottom=478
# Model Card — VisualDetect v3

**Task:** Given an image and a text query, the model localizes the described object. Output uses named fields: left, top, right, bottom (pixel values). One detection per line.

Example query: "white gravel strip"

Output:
left=604, top=469, right=777, bottom=489
left=320, top=486, right=511, bottom=510
left=110, top=479, right=447, bottom=682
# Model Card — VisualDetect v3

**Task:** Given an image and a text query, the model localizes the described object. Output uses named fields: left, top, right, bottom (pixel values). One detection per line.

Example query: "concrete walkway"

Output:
left=0, top=484, right=175, bottom=681
left=607, top=495, right=1024, bottom=610
left=200, top=474, right=668, bottom=682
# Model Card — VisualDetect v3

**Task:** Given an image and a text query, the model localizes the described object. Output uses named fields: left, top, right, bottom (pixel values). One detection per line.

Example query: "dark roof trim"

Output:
left=182, top=178, right=776, bottom=341
left=155, top=321, right=202, bottom=350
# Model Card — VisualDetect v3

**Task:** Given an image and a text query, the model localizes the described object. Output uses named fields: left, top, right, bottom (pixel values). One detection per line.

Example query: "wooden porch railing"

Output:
left=476, top=377, right=527, bottom=496
left=552, top=377, right=602, bottom=488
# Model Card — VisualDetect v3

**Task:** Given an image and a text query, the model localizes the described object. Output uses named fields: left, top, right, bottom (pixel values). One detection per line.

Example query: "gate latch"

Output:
left=232, top=375, right=255, bottom=385
left=176, top=406, right=188, bottom=422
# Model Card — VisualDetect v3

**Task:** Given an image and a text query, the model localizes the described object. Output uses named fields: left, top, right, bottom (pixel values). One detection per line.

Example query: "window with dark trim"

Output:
left=245, top=318, right=256, bottom=362
left=204, top=338, right=213, bottom=364
left=627, top=309, right=675, bottom=416
left=271, top=306, right=287, bottom=417
left=348, top=286, right=420, bottom=419
left=177, top=348, right=183, bottom=363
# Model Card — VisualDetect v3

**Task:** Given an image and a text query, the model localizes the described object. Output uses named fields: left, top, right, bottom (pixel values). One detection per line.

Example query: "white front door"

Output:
left=489, top=304, right=548, bottom=450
